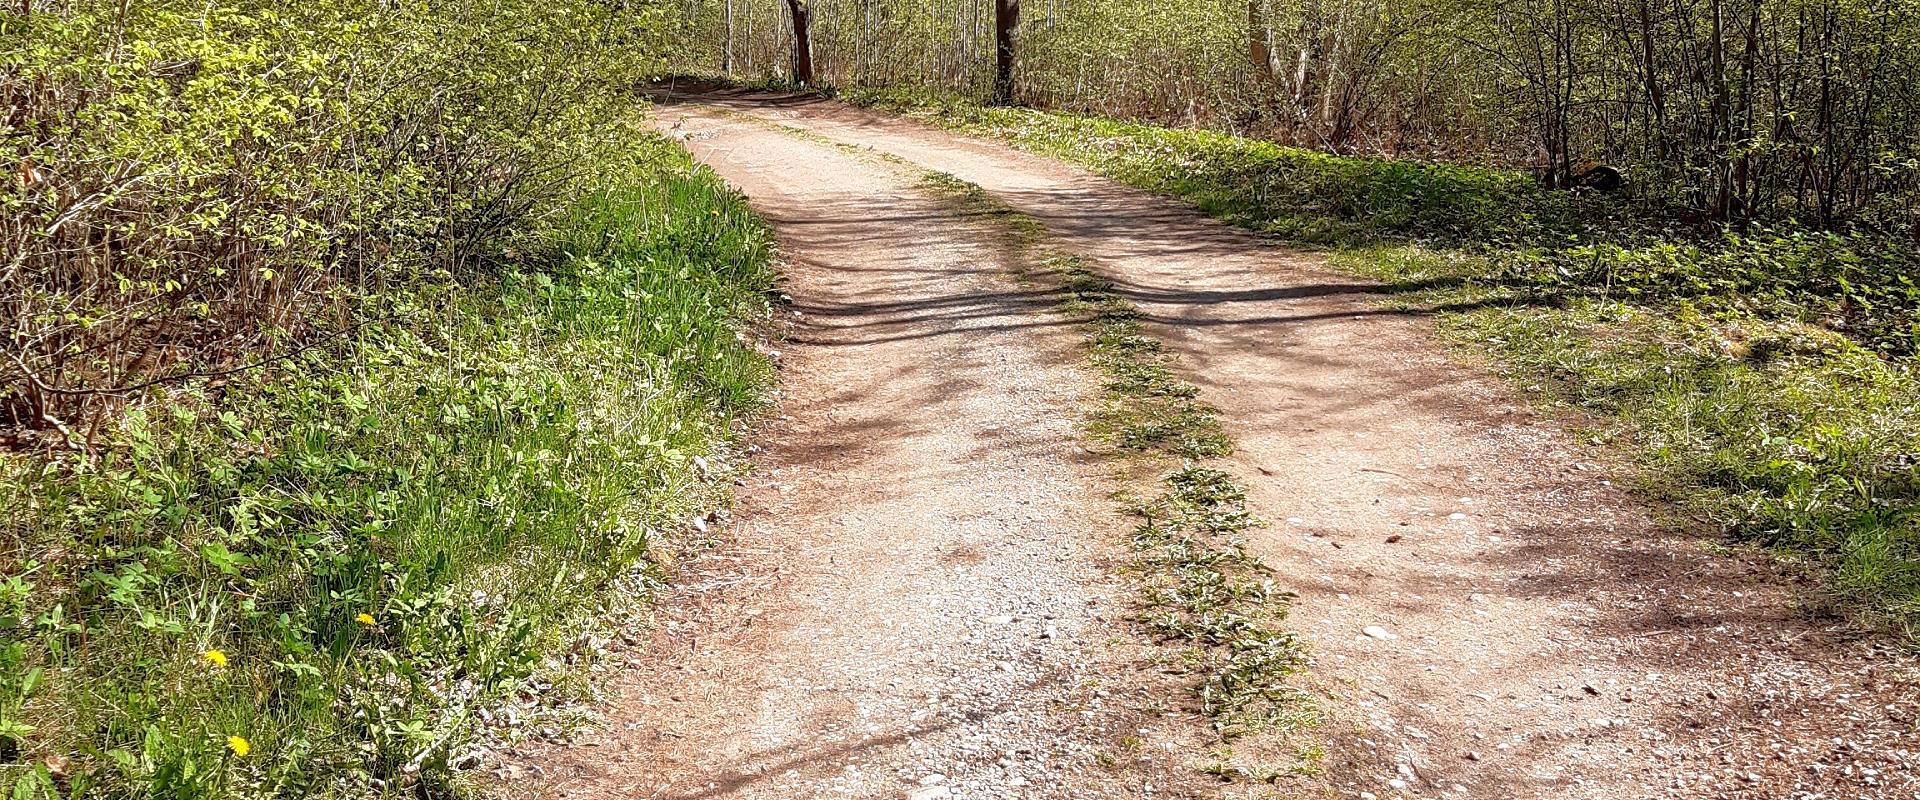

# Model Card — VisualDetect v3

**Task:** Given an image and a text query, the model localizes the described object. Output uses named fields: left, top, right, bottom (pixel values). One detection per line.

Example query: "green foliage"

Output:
left=0, top=140, right=777, bottom=798
left=1130, top=466, right=1309, bottom=739
left=3, top=0, right=688, bottom=433
left=851, top=89, right=1599, bottom=243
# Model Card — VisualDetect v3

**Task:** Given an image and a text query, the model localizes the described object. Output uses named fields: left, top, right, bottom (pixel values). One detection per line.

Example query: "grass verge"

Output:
left=0, top=135, right=777, bottom=798
left=856, top=91, right=1920, bottom=638
left=918, top=173, right=1312, bottom=747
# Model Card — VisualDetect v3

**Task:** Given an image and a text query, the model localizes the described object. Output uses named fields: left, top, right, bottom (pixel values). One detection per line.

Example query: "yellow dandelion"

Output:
left=354, top=613, right=376, bottom=626
left=201, top=649, right=228, bottom=668
left=228, top=736, right=251, bottom=757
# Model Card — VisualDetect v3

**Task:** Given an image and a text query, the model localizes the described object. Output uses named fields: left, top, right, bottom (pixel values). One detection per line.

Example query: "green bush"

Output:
left=2, top=0, right=680, bottom=433
left=0, top=138, right=776, bottom=798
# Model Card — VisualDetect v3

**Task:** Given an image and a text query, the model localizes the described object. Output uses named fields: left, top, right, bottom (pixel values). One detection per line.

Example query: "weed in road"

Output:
left=916, top=172, right=1311, bottom=744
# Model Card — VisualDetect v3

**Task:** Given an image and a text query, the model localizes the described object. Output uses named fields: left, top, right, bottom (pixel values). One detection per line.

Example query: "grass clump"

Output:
left=0, top=139, right=777, bottom=798
left=915, top=171, right=1309, bottom=743
left=875, top=93, right=1920, bottom=633
left=1055, top=260, right=1230, bottom=460
left=1129, top=467, right=1308, bottom=738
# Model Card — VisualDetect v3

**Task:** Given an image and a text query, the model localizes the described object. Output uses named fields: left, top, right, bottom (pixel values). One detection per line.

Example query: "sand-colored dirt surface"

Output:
left=516, top=90, right=1918, bottom=800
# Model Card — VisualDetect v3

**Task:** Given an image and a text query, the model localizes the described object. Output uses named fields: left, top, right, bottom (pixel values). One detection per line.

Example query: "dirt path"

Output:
left=656, top=91, right=1920, bottom=800
left=514, top=108, right=1209, bottom=800
left=522, top=91, right=1919, bottom=800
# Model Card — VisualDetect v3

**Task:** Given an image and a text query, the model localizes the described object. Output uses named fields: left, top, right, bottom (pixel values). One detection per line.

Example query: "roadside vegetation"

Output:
left=867, top=91, right=1920, bottom=637
left=920, top=174, right=1313, bottom=769
left=3, top=2, right=775, bottom=797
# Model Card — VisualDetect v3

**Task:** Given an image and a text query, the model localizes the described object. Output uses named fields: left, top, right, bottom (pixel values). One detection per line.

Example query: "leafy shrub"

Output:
left=2, top=0, right=680, bottom=438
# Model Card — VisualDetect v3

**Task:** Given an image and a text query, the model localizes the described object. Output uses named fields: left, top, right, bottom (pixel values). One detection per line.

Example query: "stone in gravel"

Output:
left=1364, top=626, right=1399, bottom=641
left=919, top=774, right=947, bottom=786
left=907, top=788, right=951, bottom=800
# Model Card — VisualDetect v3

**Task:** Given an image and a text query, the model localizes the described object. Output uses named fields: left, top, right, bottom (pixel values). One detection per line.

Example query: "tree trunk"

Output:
left=785, top=0, right=814, bottom=85
left=1249, top=0, right=1275, bottom=84
left=993, top=0, right=1019, bottom=104
left=723, top=0, right=735, bottom=76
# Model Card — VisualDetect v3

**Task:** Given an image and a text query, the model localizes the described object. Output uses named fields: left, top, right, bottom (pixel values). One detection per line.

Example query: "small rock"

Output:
left=1364, top=626, right=1399, bottom=641
left=907, top=788, right=951, bottom=800
left=918, top=773, right=947, bottom=786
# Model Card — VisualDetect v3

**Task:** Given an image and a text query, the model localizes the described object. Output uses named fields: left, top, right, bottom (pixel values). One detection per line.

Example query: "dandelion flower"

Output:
left=355, top=613, right=376, bottom=626
left=228, top=736, right=251, bottom=757
left=201, top=649, right=228, bottom=668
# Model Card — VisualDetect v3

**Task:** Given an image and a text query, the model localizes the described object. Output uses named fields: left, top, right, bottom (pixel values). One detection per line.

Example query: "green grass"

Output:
left=871, top=90, right=1920, bottom=637
left=918, top=173, right=1311, bottom=747
left=0, top=135, right=777, bottom=798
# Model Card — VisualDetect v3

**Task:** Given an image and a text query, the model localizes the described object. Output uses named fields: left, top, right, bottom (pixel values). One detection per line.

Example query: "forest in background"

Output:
left=682, top=0, right=1920, bottom=230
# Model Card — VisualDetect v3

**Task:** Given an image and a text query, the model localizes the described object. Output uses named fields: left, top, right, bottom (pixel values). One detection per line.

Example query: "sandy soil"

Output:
left=518, top=88, right=1919, bottom=800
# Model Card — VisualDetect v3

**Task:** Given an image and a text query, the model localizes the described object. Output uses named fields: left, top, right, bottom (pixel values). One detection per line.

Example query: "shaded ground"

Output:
left=519, top=86, right=1919, bottom=800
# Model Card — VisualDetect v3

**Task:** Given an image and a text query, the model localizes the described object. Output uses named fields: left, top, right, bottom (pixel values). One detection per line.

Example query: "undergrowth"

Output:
left=918, top=172, right=1310, bottom=741
left=0, top=138, right=777, bottom=798
left=874, top=90, right=1920, bottom=635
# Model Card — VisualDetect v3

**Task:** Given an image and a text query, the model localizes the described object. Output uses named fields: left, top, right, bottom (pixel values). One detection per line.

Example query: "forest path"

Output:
left=654, top=90, right=1920, bottom=800
left=520, top=90, right=1918, bottom=800
left=515, top=105, right=1209, bottom=800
